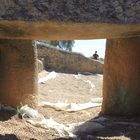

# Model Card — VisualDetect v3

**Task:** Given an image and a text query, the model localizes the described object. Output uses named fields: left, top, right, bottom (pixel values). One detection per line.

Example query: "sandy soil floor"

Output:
left=0, top=71, right=140, bottom=140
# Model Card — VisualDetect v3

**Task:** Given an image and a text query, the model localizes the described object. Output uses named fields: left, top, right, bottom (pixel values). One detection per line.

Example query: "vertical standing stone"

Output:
left=102, top=37, right=140, bottom=115
left=0, top=39, right=37, bottom=107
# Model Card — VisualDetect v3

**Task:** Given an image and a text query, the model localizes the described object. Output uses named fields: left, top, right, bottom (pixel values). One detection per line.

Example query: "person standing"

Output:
left=93, top=51, right=99, bottom=60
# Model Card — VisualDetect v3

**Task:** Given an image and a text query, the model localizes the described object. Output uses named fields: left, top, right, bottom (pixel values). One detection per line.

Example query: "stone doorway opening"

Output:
left=37, top=39, right=105, bottom=130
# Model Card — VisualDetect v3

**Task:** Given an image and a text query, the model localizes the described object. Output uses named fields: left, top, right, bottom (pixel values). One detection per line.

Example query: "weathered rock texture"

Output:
left=102, top=37, right=140, bottom=115
left=0, top=39, right=38, bottom=106
left=0, top=0, right=139, bottom=39
left=0, top=0, right=139, bottom=23
left=37, top=43, right=103, bottom=74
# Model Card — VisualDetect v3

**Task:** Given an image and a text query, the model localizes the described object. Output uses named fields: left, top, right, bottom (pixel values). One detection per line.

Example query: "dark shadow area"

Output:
left=53, top=114, right=140, bottom=140
left=0, top=134, right=19, bottom=140
left=0, top=108, right=16, bottom=121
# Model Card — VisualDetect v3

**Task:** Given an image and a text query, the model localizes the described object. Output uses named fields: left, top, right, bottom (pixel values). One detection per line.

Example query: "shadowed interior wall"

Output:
left=102, top=37, right=140, bottom=115
left=0, top=39, right=38, bottom=106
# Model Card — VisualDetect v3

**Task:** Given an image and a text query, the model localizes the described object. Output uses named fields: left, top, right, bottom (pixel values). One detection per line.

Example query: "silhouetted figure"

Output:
left=93, top=51, right=99, bottom=60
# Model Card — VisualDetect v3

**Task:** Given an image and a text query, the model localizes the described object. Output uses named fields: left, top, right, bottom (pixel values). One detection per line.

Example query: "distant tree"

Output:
left=59, top=40, right=75, bottom=51
left=47, top=40, right=59, bottom=47
left=36, top=40, right=75, bottom=52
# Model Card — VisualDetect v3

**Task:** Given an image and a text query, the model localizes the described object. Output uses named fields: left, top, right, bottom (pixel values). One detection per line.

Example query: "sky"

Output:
left=73, top=39, right=106, bottom=58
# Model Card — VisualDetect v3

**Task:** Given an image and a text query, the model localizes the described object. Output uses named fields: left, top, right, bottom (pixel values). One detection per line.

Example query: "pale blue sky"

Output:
left=73, top=39, right=106, bottom=58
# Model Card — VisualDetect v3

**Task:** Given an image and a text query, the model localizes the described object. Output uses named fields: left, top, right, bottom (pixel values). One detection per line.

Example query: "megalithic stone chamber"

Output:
left=0, top=1, right=140, bottom=114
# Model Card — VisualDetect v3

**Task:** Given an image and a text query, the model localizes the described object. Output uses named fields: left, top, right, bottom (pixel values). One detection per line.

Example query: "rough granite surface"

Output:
left=0, top=0, right=140, bottom=23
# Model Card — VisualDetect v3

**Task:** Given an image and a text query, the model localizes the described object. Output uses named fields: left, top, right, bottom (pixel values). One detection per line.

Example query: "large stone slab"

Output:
left=0, top=0, right=139, bottom=23
left=0, top=0, right=139, bottom=39
left=0, top=39, right=38, bottom=106
left=102, top=37, right=140, bottom=115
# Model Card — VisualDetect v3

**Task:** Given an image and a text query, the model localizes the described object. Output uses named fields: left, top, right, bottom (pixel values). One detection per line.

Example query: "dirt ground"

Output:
left=0, top=71, right=140, bottom=140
